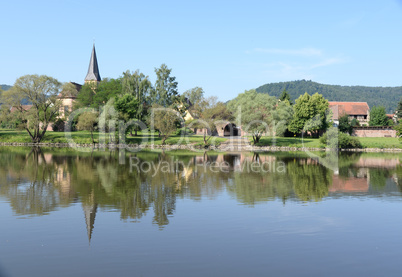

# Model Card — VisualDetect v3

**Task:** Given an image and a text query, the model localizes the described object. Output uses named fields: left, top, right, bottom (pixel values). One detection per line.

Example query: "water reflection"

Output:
left=0, top=147, right=401, bottom=238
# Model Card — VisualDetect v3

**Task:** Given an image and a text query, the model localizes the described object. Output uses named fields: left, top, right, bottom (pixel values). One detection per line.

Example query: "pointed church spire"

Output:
left=85, top=44, right=101, bottom=83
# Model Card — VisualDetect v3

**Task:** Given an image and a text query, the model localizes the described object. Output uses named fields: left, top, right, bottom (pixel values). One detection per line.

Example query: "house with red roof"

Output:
left=328, top=102, right=370, bottom=126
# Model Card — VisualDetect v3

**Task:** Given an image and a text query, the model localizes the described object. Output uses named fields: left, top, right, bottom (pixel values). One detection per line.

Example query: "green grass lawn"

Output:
left=251, top=136, right=323, bottom=148
left=249, top=136, right=402, bottom=149
left=0, top=129, right=227, bottom=146
left=0, top=129, right=400, bottom=149
left=358, top=137, right=402, bottom=149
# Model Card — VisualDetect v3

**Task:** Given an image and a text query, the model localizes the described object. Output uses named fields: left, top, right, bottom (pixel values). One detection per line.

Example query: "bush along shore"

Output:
left=0, top=141, right=401, bottom=153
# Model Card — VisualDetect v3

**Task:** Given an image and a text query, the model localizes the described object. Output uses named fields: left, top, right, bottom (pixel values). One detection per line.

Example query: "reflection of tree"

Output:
left=338, top=153, right=362, bottom=178
left=287, top=159, right=333, bottom=201
left=1, top=148, right=400, bottom=231
left=227, top=154, right=293, bottom=205
left=369, top=168, right=390, bottom=189
left=0, top=147, right=61, bottom=215
left=230, top=171, right=293, bottom=205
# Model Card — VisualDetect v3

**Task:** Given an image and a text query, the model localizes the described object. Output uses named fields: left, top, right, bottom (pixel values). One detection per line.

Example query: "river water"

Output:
left=0, top=147, right=401, bottom=277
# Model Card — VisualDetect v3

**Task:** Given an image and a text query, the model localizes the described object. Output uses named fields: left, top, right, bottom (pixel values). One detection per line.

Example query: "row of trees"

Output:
left=0, top=64, right=236, bottom=144
left=1, top=69, right=401, bottom=144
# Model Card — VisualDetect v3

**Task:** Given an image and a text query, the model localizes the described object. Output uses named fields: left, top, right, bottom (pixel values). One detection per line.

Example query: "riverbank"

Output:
left=1, top=141, right=402, bottom=153
left=0, top=130, right=401, bottom=152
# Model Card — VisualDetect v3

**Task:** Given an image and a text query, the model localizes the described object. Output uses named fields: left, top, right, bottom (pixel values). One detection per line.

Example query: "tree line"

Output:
left=0, top=71, right=401, bottom=145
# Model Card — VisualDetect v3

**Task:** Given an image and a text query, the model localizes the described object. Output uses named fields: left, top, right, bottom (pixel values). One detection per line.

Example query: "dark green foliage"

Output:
left=94, top=78, right=122, bottom=107
left=320, top=130, right=362, bottom=149
left=369, top=106, right=389, bottom=126
left=256, top=80, right=401, bottom=113
left=74, top=84, right=95, bottom=109
left=75, top=79, right=122, bottom=109
left=338, top=114, right=352, bottom=134
left=396, top=97, right=402, bottom=120
left=175, top=127, right=194, bottom=136
left=288, top=92, right=329, bottom=137
left=350, top=118, right=360, bottom=127
left=279, top=89, right=291, bottom=103
left=52, top=119, right=65, bottom=132
left=114, top=94, right=140, bottom=121
left=395, top=120, right=402, bottom=139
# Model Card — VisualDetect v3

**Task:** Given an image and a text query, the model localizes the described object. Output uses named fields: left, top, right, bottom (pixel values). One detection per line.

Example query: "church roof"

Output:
left=85, top=44, right=101, bottom=82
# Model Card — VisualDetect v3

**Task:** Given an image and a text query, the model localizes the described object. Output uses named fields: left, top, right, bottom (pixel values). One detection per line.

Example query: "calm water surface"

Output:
left=0, top=147, right=401, bottom=277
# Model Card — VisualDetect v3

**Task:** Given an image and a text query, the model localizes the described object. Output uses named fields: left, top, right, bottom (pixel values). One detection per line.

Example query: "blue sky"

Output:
left=1, top=0, right=402, bottom=101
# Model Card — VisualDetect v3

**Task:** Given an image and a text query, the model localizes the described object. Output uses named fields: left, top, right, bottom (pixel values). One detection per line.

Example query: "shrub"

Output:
left=338, top=132, right=362, bottom=148
left=320, top=129, right=362, bottom=149
left=52, top=119, right=65, bottom=132
left=175, top=127, right=194, bottom=136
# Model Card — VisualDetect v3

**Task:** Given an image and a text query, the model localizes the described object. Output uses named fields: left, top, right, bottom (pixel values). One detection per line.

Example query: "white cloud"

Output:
left=248, top=48, right=348, bottom=82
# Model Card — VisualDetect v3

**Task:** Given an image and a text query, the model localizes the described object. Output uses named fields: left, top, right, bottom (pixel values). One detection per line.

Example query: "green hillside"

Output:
left=0, top=84, right=11, bottom=91
left=255, top=80, right=402, bottom=113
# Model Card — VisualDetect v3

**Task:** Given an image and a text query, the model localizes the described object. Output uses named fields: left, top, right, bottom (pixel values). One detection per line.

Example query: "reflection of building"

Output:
left=330, top=175, right=369, bottom=192
left=354, top=158, right=400, bottom=169
left=330, top=157, right=401, bottom=193
left=83, top=202, right=98, bottom=244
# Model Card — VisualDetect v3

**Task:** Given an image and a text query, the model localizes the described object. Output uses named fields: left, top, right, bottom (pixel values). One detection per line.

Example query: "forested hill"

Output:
left=255, top=80, right=402, bottom=113
left=0, top=84, right=11, bottom=91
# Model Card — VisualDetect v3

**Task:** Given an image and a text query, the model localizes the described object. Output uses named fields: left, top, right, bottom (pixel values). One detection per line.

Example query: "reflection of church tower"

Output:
left=84, top=44, right=101, bottom=84
left=83, top=201, right=98, bottom=244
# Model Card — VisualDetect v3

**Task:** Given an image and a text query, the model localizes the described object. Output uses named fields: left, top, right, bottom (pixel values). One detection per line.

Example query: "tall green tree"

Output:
left=74, top=83, right=95, bottom=109
left=369, top=106, right=389, bottom=126
left=76, top=110, right=99, bottom=144
left=114, top=94, right=140, bottom=136
left=183, top=87, right=204, bottom=106
left=74, top=78, right=122, bottom=109
left=338, top=114, right=352, bottom=134
left=228, top=89, right=292, bottom=144
left=288, top=92, right=329, bottom=137
left=150, top=104, right=180, bottom=145
left=150, top=64, right=179, bottom=107
left=396, top=97, right=402, bottom=120
left=395, top=120, right=402, bottom=138
left=121, top=70, right=152, bottom=135
left=279, top=89, right=291, bottom=103
left=93, top=78, right=122, bottom=107
left=1, top=75, right=62, bottom=143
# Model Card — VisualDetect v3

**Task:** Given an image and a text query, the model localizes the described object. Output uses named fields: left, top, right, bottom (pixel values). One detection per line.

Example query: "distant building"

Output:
left=58, top=82, right=82, bottom=118
left=329, top=102, right=370, bottom=126
left=58, top=44, right=101, bottom=118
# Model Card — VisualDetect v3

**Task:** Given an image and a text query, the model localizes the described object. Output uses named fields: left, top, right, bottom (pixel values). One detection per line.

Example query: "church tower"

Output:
left=85, top=44, right=101, bottom=84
